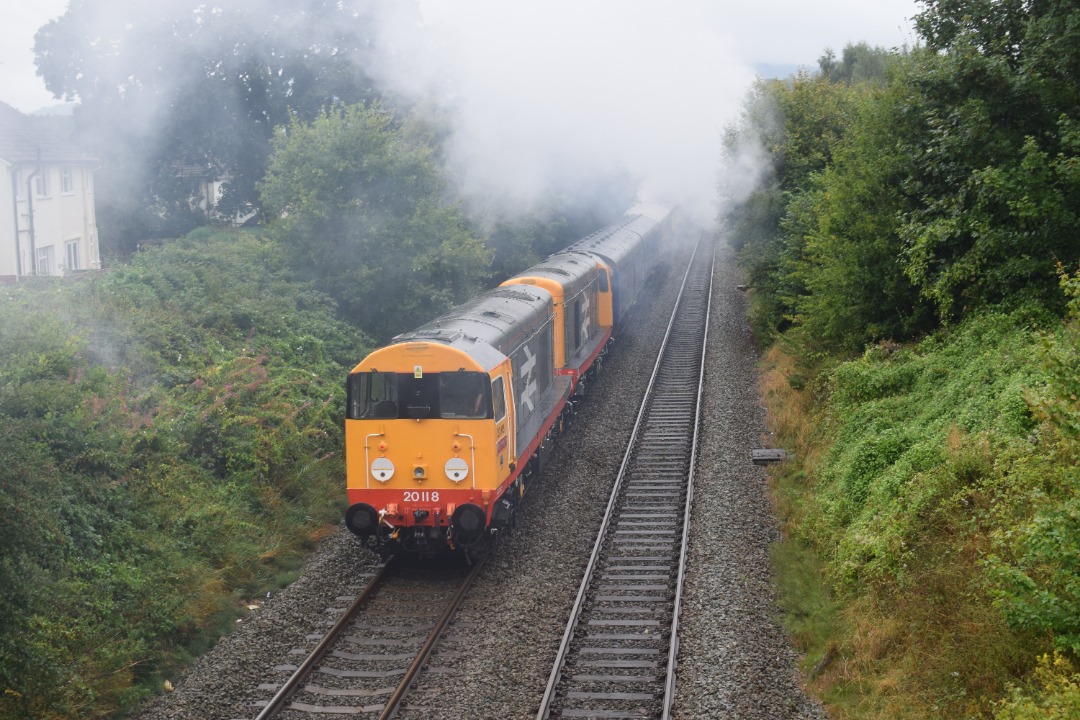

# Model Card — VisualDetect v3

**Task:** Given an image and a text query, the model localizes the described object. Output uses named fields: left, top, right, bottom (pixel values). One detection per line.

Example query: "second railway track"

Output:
left=537, top=235, right=714, bottom=720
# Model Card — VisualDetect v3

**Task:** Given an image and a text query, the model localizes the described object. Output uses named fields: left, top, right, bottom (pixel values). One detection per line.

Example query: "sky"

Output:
left=1, top=0, right=922, bottom=222
left=2, top=0, right=922, bottom=115
left=1, top=1, right=71, bottom=113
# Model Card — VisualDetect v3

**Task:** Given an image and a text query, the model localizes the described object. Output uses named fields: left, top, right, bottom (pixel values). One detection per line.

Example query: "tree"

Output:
left=792, top=78, right=933, bottom=352
left=34, top=0, right=384, bottom=255
left=819, top=42, right=900, bottom=86
left=899, top=0, right=1080, bottom=320
left=722, top=73, right=863, bottom=338
left=260, top=104, right=491, bottom=339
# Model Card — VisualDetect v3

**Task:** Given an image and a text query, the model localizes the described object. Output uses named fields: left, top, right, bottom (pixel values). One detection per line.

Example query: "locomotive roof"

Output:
left=391, top=285, right=553, bottom=371
left=504, top=251, right=598, bottom=295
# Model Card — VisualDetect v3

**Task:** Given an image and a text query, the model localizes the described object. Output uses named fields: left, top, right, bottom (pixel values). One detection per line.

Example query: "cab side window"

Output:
left=491, top=376, right=506, bottom=421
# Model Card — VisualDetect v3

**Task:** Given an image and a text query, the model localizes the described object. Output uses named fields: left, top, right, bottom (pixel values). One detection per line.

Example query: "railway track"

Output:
left=250, top=236, right=712, bottom=720
left=251, top=556, right=485, bottom=719
left=537, top=235, right=714, bottom=720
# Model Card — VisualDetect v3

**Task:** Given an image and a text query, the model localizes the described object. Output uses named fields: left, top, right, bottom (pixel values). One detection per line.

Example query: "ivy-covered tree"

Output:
left=260, top=104, right=491, bottom=340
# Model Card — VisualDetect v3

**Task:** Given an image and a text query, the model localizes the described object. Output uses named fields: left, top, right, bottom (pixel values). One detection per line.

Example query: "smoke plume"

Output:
left=371, top=0, right=759, bottom=227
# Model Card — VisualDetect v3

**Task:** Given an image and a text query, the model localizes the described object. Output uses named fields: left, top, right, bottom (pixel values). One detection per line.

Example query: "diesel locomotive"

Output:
left=343, top=205, right=677, bottom=556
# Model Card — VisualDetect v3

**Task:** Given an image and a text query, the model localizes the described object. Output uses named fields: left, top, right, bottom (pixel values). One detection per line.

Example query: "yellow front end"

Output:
left=344, top=342, right=516, bottom=551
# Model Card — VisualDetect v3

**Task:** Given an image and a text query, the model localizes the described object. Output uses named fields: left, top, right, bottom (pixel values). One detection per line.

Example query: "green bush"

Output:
left=995, top=653, right=1080, bottom=719
left=770, top=301, right=1077, bottom=716
left=987, top=267, right=1080, bottom=658
left=0, top=229, right=370, bottom=718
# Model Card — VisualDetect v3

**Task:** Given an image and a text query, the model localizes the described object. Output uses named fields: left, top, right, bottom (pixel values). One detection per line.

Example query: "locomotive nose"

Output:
left=345, top=503, right=380, bottom=537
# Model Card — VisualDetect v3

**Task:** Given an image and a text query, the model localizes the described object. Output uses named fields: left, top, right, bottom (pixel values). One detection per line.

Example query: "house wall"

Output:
left=0, top=163, right=100, bottom=279
left=1, top=165, right=17, bottom=278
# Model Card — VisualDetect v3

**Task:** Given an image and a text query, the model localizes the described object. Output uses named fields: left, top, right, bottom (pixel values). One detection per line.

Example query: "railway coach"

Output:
left=344, top=205, right=676, bottom=557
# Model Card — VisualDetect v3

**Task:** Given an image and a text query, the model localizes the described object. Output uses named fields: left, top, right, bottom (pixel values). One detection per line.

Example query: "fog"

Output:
left=372, top=0, right=758, bottom=226
left=34, top=0, right=770, bottom=231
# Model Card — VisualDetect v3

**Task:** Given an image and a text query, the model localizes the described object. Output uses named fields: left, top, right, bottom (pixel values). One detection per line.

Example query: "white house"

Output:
left=0, top=101, right=100, bottom=281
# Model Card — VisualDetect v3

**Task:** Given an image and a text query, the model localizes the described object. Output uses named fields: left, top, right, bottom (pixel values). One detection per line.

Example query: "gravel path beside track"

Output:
left=672, top=241, right=825, bottom=719
left=135, top=234, right=824, bottom=720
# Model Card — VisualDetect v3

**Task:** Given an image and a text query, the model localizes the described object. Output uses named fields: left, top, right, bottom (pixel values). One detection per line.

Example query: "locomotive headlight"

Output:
left=413, top=465, right=426, bottom=479
left=371, top=457, right=394, bottom=482
left=445, top=457, right=469, bottom=483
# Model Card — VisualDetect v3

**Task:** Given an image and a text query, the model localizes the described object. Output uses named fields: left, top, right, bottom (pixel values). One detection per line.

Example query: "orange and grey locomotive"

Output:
left=343, top=205, right=676, bottom=556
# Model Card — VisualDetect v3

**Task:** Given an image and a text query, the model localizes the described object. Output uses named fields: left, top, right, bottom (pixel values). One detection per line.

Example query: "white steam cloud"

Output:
left=371, top=0, right=758, bottom=226
left=38, top=0, right=764, bottom=229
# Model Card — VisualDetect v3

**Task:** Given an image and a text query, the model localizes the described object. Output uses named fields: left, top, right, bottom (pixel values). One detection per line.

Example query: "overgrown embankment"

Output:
left=0, top=229, right=371, bottom=719
left=764, top=295, right=1079, bottom=718
left=718, top=2, right=1080, bottom=716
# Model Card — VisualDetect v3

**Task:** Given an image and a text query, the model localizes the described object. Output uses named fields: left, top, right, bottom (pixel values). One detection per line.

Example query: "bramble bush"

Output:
left=988, top=267, right=1080, bottom=661
left=0, top=229, right=370, bottom=719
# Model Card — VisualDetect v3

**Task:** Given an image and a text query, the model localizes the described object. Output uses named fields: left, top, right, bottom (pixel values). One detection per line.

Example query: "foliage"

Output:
left=721, top=71, right=865, bottom=339
left=818, top=43, right=900, bottom=87
left=728, top=4, right=1080, bottom=351
left=762, top=298, right=1078, bottom=718
left=260, top=104, right=491, bottom=340
left=994, top=653, right=1080, bottom=720
left=0, top=229, right=369, bottom=719
left=728, top=4, right=1080, bottom=717
left=986, top=266, right=1080, bottom=658
left=34, top=0, right=385, bottom=255
left=790, top=70, right=935, bottom=353
left=899, top=0, right=1080, bottom=320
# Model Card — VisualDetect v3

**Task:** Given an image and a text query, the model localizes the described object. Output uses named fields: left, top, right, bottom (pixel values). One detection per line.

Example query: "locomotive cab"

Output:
left=341, top=206, right=676, bottom=560
left=345, top=343, right=515, bottom=556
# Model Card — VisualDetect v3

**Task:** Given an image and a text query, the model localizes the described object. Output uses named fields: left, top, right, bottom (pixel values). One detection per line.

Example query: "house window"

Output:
left=37, top=245, right=56, bottom=276
left=35, top=171, right=51, bottom=198
left=61, top=167, right=74, bottom=194
left=66, top=240, right=80, bottom=271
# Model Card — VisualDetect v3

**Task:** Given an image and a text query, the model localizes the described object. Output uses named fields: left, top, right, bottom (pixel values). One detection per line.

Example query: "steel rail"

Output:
left=536, top=234, right=711, bottom=720
left=254, top=557, right=396, bottom=720
left=377, top=554, right=488, bottom=720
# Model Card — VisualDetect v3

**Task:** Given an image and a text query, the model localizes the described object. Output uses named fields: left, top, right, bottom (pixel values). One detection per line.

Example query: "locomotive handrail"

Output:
left=452, top=429, right=478, bottom=489
left=535, top=234, right=707, bottom=720
left=364, top=430, right=385, bottom=489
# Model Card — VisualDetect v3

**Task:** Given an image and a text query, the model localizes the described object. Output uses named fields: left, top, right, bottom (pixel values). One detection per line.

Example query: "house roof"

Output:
left=0, top=101, right=95, bottom=167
